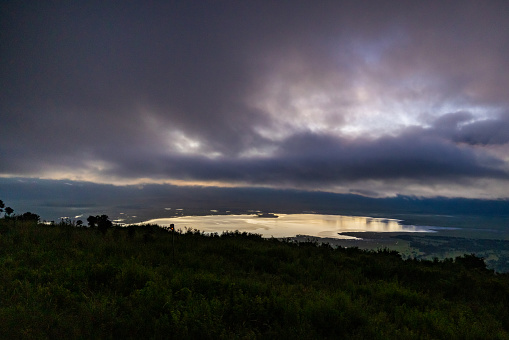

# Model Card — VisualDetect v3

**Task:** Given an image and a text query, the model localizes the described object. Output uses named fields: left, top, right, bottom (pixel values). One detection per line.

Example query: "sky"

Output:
left=2, top=1, right=509, bottom=200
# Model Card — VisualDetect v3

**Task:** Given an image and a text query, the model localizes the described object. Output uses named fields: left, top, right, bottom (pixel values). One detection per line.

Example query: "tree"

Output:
left=87, top=215, right=112, bottom=234
left=17, top=212, right=40, bottom=222
left=87, top=215, right=98, bottom=228
left=455, top=253, right=488, bottom=271
left=4, top=207, right=13, bottom=217
left=1, top=200, right=14, bottom=218
left=97, top=215, right=113, bottom=235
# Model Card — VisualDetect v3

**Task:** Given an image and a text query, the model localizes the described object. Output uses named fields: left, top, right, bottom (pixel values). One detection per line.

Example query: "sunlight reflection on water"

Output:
left=140, top=214, right=435, bottom=239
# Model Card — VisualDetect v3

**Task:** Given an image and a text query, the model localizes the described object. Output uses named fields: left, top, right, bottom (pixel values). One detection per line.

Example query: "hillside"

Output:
left=1, top=217, right=509, bottom=339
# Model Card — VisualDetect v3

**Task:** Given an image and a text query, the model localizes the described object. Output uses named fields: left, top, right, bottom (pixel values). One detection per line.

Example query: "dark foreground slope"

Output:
left=1, top=219, right=508, bottom=339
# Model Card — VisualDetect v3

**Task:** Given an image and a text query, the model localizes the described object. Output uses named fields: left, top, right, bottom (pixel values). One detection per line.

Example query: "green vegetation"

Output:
left=1, top=209, right=509, bottom=339
left=391, top=234, right=509, bottom=273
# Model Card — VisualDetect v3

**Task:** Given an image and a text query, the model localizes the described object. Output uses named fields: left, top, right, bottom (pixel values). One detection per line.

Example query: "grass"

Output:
left=1, top=217, right=509, bottom=339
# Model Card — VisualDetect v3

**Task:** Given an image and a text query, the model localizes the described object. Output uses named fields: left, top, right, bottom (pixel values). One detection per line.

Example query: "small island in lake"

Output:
left=257, top=212, right=279, bottom=218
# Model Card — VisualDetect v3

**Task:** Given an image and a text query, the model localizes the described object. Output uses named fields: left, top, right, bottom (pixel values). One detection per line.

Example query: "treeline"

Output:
left=0, top=199, right=40, bottom=221
left=394, top=234, right=509, bottom=273
left=0, top=205, right=509, bottom=338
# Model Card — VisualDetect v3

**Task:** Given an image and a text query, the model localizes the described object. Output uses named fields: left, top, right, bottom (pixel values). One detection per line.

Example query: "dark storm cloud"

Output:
left=430, top=112, right=509, bottom=146
left=96, top=130, right=508, bottom=188
left=1, top=1, right=509, bottom=198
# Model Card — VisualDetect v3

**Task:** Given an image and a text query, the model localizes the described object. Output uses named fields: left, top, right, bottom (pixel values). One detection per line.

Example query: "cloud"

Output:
left=452, top=117, right=509, bottom=146
left=1, top=1, right=509, bottom=198
left=76, top=129, right=507, bottom=196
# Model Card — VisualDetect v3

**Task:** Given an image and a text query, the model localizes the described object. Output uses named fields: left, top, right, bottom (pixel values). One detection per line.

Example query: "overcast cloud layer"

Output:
left=2, top=1, right=509, bottom=198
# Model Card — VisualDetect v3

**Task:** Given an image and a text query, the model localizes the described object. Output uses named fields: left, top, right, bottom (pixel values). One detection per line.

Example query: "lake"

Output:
left=140, top=213, right=439, bottom=239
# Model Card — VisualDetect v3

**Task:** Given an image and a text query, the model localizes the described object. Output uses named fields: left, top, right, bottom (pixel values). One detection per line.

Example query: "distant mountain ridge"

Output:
left=1, top=177, right=508, bottom=222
